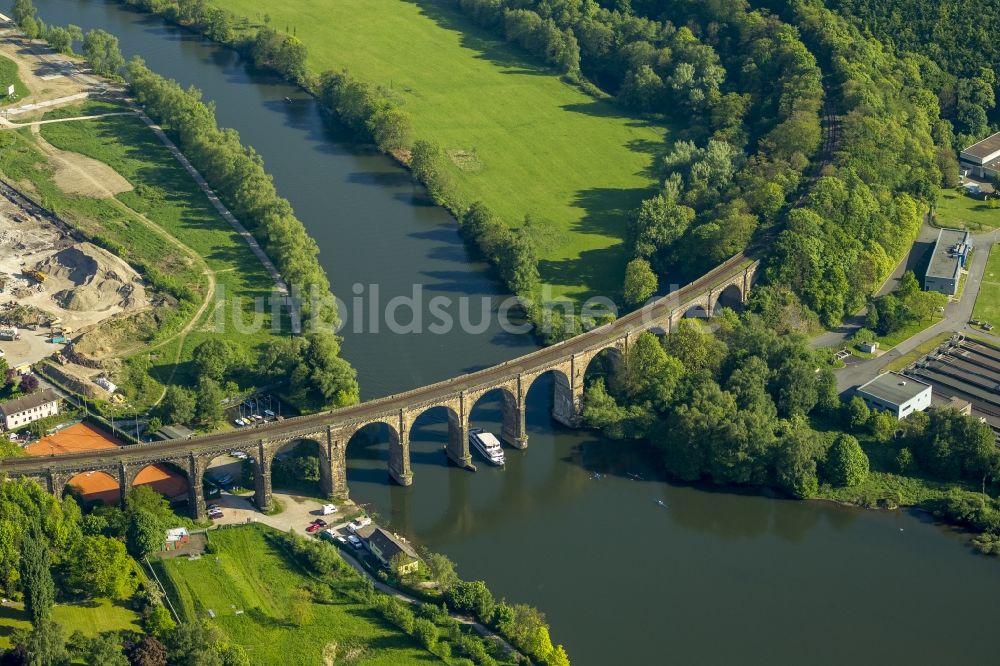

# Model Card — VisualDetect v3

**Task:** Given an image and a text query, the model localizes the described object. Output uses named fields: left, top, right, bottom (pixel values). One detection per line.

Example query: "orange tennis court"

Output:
left=25, top=422, right=189, bottom=505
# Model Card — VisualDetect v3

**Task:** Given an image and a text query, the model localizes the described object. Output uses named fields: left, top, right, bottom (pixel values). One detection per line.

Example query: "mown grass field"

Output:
left=215, top=0, right=670, bottom=302
left=933, top=187, right=1000, bottom=230
left=152, top=524, right=436, bottom=664
left=0, top=101, right=289, bottom=405
left=972, top=243, right=1000, bottom=326
left=0, top=599, right=141, bottom=649
left=0, top=54, right=29, bottom=105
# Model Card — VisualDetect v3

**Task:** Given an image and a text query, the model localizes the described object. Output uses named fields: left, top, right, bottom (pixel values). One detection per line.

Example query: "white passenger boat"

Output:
left=469, top=428, right=505, bottom=466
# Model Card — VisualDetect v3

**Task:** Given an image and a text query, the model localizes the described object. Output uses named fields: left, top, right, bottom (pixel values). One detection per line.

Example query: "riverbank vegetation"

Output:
left=582, top=312, right=1000, bottom=552
left=124, top=58, right=359, bottom=412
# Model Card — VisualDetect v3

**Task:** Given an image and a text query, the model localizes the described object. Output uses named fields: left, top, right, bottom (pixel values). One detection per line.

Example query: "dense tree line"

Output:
left=823, top=0, right=999, bottom=145
left=456, top=0, right=726, bottom=117
left=125, top=59, right=359, bottom=411
left=751, top=0, right=944, bottom=327
left=583, top=315, right=845, bottom=498
left=316, top=70, right=413, bottom=153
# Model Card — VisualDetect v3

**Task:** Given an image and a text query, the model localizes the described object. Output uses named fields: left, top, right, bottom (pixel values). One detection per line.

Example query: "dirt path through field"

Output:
left=32, top=127, right=218, bottom=403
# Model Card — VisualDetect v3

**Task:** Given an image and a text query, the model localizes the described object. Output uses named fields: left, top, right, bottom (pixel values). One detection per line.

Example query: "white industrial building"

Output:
left=960, top=132, right=1000, bottom=180
left=856, top=373, right=932, bottom=420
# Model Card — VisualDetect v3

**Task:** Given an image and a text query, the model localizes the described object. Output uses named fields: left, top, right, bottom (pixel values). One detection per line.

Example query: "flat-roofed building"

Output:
left=925, top=228, right=971, bottom=296
left=856, top=372, right=932, bottom=420
left=960, top=131, right=1000, bottom=179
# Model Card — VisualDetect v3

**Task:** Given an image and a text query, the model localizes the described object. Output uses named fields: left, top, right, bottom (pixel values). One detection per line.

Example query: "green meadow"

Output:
left=215, top=0, right=671, bottom=302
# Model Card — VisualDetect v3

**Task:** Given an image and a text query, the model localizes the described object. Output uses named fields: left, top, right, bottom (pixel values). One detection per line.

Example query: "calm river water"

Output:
left=29, top=2, right=1000, bottom=663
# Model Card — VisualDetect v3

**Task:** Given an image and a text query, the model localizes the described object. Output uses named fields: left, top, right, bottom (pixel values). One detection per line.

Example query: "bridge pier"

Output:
left=254, top=441, right=273, bottom=512
left=552, top=366, right=583, bottom=428
left=187, top=454, right=206, bottom=522
left=319, top=427, right=348, bottom=500
left=446, top=408, right=474, bottom=469
left=500, top=388, right=527, bottom=449
left=117, top=462, right=132, bottom=506
left=388, top=418, right=413, bottom=486
left=46, top=469, right=70, bottom=498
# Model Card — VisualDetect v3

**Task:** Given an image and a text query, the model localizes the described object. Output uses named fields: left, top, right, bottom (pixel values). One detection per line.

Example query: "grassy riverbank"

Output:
left=212, top=0, right=669, bottom=303
left=152, top=524, right=437, bottom=664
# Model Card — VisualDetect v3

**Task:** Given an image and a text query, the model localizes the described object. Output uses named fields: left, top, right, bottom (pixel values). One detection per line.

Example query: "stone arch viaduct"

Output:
left=0, top=255, right=758, bottom=521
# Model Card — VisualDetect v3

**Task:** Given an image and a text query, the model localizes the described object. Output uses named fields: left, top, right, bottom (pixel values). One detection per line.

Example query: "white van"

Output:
left=321, top=504, right=337, bottom=515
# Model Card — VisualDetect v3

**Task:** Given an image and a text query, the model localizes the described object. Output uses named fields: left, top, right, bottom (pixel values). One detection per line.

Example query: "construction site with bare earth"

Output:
left=0, top=25, right=285, bottom=408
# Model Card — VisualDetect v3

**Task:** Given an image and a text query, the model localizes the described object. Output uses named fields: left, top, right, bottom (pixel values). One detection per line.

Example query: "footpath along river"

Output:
left=30, top=2, right=1000, bottom=662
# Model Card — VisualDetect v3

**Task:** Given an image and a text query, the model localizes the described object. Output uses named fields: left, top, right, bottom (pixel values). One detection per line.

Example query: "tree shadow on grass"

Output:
left=400, top=0, right=551, bottom=74
left=536, top=185, right=659, bottom=301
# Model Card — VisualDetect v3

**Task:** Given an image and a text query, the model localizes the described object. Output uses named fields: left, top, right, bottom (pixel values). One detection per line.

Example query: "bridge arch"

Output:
left=525, top=366, right=576, bottom=428
left=344, top=420, right=409, bottom=487
left=583, top=346, right=624, bottom=390
left=408, top=405, right=461, bottom=468
left=64, top=470, right=122, bottom=507
left=269, top=439, right=326, bottom=497
left=712, top=283, right=744, bottom=315
left=125, top=461, right=190, bottom=507
left=684, top=303, right=710, bottom=320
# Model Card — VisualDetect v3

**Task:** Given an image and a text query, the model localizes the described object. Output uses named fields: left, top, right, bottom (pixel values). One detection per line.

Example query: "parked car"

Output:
left=346, top=516, right=372, bottom=533
left=208, top=510, right=223, bottom=519
left=264, top=409, right=275, bottom=417
left=305, top=523, right=323, bottom=534
left=311, top=519, right=327, bottom=528
left=233, top=419, right=245, bottom=427
left=346, top=534, right=363, bottom=549
left=207, top=504, right=220, bottom=511
left=335, top=535, right=348, bottom=545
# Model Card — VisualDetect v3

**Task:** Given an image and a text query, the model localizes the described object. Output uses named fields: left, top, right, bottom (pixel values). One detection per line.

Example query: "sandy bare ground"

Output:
left=0, top=37, right=88, bottom=108
left=31, top=125, right=132, bottom=198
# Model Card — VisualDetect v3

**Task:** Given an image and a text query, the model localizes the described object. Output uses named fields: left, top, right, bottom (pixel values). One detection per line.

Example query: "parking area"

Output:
left=204, top=490, right=364, bottom=536
left=225, top=392, right=285, bottom=429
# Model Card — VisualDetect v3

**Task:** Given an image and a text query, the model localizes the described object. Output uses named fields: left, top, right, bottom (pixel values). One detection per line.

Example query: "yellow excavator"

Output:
left=24, top=269, right=46, bottom=283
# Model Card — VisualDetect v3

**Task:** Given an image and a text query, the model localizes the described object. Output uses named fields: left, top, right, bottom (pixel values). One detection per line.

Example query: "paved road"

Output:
left=832, top=228, right=998, bottom=392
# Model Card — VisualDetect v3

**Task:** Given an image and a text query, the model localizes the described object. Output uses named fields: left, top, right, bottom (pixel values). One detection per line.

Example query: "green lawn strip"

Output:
left=153, top=525, right=436, bottom=664
left=932, top=188, right=1000, bottom=231
left=882, top=331, right=955, bottom=372
left=972, top=243, right=1000, bottom=326
left=0, top=598, right=141, bottom=649
left=0, top=54, right=29, bottom=107
left=874, top=315, right=944, bottom=350
left=213, top=0, right=670, bottom=302
left=38, top=108, right=287, bottom=386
